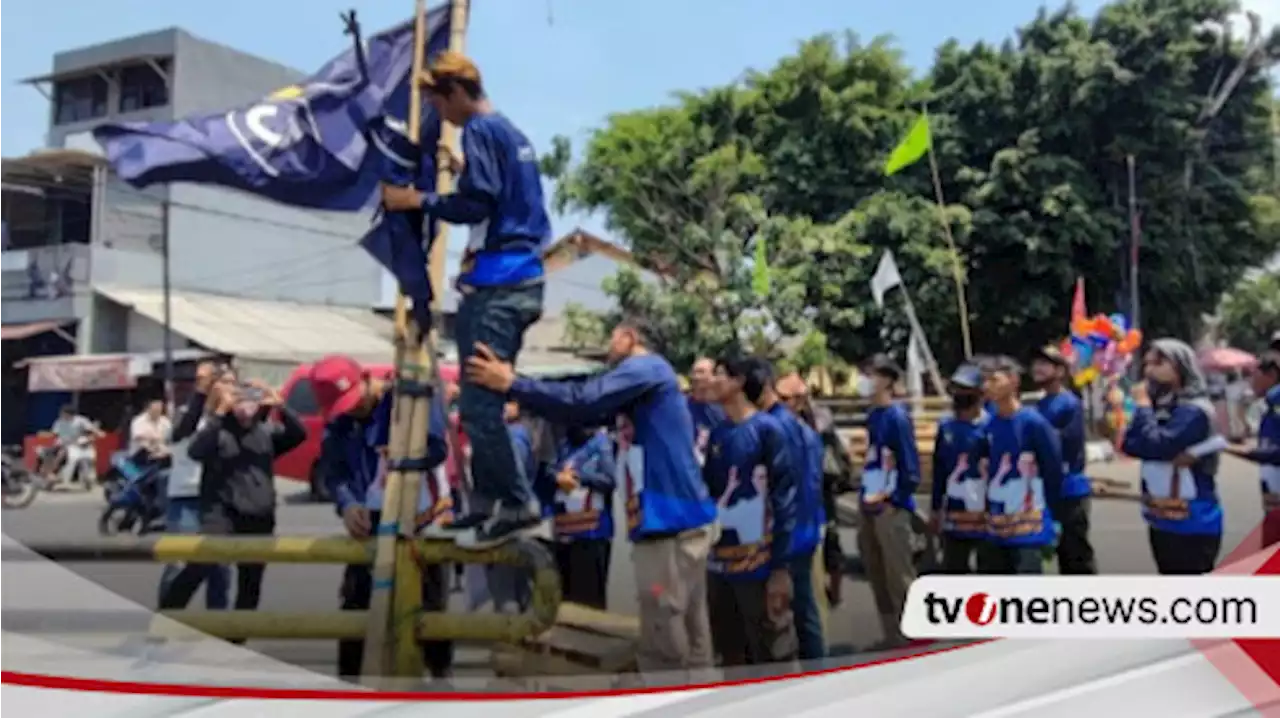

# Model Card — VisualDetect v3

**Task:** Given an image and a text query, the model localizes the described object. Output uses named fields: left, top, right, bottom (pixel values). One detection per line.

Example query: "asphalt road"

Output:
left=1, top=456, right=1269, bottom=680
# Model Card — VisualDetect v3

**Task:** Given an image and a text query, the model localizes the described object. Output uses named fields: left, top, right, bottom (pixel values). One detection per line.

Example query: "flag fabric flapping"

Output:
left=883, top=113, right=931, bottom=177
left=93, top=5, right=452, bottom=212
left=870, top=250, right=903, bottom=308
left=1071, top=277, right=1086, bottom=323
left=359, top=117, right=442, bottom=332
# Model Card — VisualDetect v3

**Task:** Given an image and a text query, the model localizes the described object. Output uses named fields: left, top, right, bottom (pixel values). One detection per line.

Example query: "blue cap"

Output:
left=949, top=363, right=983, bottom=391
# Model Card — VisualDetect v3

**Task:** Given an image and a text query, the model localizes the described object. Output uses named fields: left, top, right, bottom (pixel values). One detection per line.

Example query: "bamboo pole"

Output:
left=923, top=108, right=973, bottom=359
left=360, top=0, right=437, bottom=684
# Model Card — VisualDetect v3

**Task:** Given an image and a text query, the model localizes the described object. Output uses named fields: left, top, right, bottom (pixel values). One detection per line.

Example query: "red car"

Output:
left=274, top=361, right=461, bottom=501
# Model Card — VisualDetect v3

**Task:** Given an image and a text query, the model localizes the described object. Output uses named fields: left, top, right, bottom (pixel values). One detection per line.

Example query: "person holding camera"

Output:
left=159, top=370, right=307, bottom=623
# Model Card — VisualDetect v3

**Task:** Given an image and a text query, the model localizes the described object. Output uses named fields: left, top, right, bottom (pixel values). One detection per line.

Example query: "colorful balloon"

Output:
left=1073, top=367, right=1099, bottom=387
left=1117, top=328, right=1143, bottom=354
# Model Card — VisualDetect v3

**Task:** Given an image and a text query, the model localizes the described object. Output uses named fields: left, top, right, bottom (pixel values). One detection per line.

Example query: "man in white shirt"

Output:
left=129, top=400, right=172, bottom=460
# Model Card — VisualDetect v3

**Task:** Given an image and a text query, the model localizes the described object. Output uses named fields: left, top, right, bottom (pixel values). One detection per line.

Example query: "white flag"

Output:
left=907, top=331, right=924, bottom=400
left=871, top=250, right=903, bottom=308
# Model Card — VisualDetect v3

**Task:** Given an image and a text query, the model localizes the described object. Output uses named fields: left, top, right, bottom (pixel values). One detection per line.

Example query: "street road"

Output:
left=1, top=456, right=1268, bottom=680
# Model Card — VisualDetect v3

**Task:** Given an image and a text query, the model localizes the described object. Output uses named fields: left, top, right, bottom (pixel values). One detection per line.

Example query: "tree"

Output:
left=549, top=0, right=1280, bottom=372
left=1219, top=270, right=1280, bottom=353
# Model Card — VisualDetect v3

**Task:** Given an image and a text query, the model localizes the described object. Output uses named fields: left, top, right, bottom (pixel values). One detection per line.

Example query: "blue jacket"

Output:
left=421, top=112, right=551, bottom=288
left=547, top=431, right=616, bottom=541
left=1036, top=390, right=1092, bottom=500
left=1247, top=385, right=1280, bottom=512
left=1122, top=402, right=1223, bottom=536
left=765, top=402, right=824, bottom=558
left=861, top=403, right=921, bottom=513
left=704, top=411, right=797, bottom=580
left=509, top=353, right=717, bottom=540
left=930, top=411, right=990, bottom=539
left=320, top=391, right=448, bottom=520
left=979, top=407, right=1065, bottom=547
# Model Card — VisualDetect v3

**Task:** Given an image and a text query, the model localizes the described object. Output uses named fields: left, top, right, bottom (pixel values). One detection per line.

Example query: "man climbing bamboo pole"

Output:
left=381, top=7, right=556, bottom=551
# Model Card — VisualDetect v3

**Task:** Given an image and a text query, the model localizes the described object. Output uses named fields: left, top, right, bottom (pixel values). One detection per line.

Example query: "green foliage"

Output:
left=1219, top=271, right=1280, bottom=354
left=552, top=0, right=1280, bottom=371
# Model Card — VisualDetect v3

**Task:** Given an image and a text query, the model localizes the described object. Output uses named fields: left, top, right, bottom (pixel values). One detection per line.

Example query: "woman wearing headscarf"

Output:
left=1121, top=339, right=1225, bottom=575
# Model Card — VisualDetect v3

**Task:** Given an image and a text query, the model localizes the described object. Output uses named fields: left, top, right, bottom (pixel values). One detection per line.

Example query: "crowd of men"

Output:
left=126, top=48, right=1280, bottom=684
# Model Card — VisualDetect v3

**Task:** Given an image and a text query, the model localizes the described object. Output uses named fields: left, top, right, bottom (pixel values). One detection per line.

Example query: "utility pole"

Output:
left=1127, top=155, right=1141, bottom=378
left=161, top=199, right=174, bottom=410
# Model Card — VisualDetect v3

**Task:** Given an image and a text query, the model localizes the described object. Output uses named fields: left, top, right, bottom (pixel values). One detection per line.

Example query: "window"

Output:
left=284, top=379, right=319, bottom=416
left=54, top=76, right=108, bottom=124
left=118, top=61, right=169, bottom=113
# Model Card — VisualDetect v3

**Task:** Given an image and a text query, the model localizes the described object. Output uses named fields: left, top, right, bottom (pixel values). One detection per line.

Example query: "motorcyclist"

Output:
left=41, top=405, right=104, bottom=487
left=129, top=399, right=173, bottom=470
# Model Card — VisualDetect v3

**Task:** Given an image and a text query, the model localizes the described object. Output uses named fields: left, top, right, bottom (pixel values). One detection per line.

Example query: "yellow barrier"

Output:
left=10, top=533, right=562, bottom=677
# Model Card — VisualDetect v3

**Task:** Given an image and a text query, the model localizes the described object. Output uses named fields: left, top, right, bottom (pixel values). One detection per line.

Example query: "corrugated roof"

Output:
left=95, top=284, right=396, bottom=365
left=94, top=284, right=604, bottom=375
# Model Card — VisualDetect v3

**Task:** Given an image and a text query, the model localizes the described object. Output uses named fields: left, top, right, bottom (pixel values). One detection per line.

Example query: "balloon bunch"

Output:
left=1064, top=313, right=1143, bottom=388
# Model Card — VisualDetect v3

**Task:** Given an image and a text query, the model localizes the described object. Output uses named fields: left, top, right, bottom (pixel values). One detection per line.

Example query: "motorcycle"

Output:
left=36, top=436, right=97, bottom=492
left=2, top=446, right=39, bottom=509
left=98, top=451, right=168, bottom=536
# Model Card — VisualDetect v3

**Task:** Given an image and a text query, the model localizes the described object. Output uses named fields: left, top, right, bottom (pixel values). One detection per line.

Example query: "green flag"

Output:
left=884, top=113, right=932, bottom=176
left=752, top=237, right=771, bottom=297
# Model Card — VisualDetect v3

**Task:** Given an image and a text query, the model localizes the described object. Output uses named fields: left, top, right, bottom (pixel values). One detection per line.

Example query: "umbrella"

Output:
left=1199, top=347, right=1259, bottom=372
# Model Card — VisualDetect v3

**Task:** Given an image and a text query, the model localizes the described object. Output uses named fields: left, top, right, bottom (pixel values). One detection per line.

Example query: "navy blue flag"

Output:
left=93, top=5, right=451, bottom=212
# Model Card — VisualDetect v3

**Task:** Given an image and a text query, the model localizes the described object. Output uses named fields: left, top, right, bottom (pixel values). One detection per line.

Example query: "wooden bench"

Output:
left=491, top=603, right=639, bottom=690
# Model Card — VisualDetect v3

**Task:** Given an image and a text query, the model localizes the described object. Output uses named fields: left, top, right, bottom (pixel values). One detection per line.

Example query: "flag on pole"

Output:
left=93, top=6, right=452, bottom=211
left=883, top=113, right=932, bottom=176
left=1071, top=277, right=1087, bottom=323
left=752, top=237, right=771, bottom=298
left=906, top=330, right=924, bottom=400
left=871, top=250, right=904, bottom=308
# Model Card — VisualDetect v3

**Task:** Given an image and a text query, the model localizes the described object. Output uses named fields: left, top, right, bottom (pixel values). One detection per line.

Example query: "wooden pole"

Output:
left=360, top=0, right=438, bottom=684
left=897, top=287, right=947, bottom=396
left=923, top=108, right=973, bottom=359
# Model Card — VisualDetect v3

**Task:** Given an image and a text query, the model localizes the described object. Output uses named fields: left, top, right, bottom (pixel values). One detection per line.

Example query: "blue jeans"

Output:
left=158, top=498, right=230, bottom=609
left=790, top=549, right=826, bottom=660
left=455, top=283, right=544, bottom=511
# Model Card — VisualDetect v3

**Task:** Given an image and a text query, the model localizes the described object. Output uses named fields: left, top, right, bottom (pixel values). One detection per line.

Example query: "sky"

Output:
left=0, top=0, right=1274, bottom=247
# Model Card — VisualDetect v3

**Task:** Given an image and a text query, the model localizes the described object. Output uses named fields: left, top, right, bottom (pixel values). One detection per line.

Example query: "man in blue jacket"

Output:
left=1031, top=344, right=1096, bottom=574
left=311, top=355, right=454, bottom=680
left=465, top=316, right=718, bottom=679
left=744, top=357, right=826, bottom=661
left=704, top=355, right=798, bottom=667
left=857, top=354, right=920, bottom=650
left=382, top=52, right=552, bottom=549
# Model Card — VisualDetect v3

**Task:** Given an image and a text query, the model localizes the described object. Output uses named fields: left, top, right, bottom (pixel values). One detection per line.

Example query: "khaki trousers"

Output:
left=857, top=506, right=916, bottom=640
left=632, top=524, right=717, bottom=677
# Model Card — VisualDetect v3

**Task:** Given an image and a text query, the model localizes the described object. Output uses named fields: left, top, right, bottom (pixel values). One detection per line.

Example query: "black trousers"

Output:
left=553, top=538, right=611, bottom=610
left=338, top=561, right=454, bottom=679
left=707, top=573, right=797, bottom=667
left=160, top=508, right=274, bottom=620
left=1149, top=529, right=1221, bottom=575
left=1053, top=496, right=1097, bottom=575
left=941, top=535, right=984, bottom=574
left=976, top=542, right=1043, bottom=575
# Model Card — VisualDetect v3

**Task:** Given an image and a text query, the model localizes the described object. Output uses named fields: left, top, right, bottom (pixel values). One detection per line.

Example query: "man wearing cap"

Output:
left=856, top=354, right=920, bottom=650
left=381, top=51, right=552, bottom=548
left=1031, top=344, right=1096, bottom=575
left=929, top=363, right=990, bottom=573
left=310, top=355, right=455, bottom=679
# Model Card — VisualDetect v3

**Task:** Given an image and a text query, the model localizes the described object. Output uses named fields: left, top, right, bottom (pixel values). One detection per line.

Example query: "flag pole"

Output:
left=897, top=286, right=948, bottom=396
left=923, top=107, right=973, bottom=359
left=360, top=0, right=447, bottom=684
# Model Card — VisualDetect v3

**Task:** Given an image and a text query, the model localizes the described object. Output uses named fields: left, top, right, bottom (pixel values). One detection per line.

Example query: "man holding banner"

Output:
left=381, top=51, right=554, bottom=549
